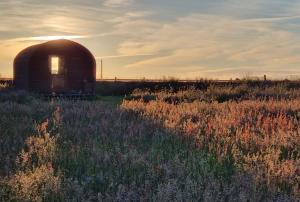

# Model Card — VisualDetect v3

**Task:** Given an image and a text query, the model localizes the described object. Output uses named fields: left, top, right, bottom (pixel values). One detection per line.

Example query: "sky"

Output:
left=1, top=0, right=300, bottom=79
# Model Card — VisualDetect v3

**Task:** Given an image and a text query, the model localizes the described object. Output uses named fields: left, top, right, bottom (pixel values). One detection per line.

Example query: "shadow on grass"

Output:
left=0, top=93, right=296, bottom=201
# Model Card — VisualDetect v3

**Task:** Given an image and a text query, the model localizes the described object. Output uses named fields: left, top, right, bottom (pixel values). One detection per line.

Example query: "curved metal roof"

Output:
left=14, top=39, right=95, bottom=65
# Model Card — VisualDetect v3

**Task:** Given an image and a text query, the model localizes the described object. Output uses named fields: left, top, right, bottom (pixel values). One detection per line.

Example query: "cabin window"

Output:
left=50, top=56, right=60, bottom=74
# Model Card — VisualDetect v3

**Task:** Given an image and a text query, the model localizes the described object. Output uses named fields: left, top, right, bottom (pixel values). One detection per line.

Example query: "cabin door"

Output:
left=50, top=56, right=65, bottom=92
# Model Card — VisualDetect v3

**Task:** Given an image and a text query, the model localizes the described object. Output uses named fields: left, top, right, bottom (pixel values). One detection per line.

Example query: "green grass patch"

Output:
left=94, top=95, right=124, bottom=105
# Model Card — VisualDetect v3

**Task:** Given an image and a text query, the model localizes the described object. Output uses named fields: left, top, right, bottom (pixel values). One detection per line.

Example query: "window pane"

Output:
left=51, top=57, right=59, bottom=74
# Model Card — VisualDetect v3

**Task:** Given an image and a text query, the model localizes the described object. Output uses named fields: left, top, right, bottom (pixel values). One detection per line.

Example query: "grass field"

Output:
left=0, top=83, right=299, bottom=201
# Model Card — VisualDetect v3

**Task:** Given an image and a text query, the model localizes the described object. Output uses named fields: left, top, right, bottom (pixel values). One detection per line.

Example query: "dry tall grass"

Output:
left=0, top=87, right=299, bottom=201
left=122, top=98, right=300, bottom=199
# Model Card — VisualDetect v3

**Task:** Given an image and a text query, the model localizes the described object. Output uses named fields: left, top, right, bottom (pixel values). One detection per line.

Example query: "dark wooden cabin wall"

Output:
left=29, top=55, right=51, bottom=92
left=13, top=58, right=28, bottom=90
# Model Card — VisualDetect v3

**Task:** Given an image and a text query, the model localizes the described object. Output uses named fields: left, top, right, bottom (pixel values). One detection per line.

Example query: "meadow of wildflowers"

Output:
left=0, top=83, right=299, bottom=201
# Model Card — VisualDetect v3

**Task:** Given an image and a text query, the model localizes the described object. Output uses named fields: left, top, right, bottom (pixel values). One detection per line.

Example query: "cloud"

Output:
left=0, top=1, right=122, bottom=39
left=112, top=13, right=300, bottom=78
left=3, top=32, right=119, bottom=43
left=241, top=15, right=300, bottom=22
left=103, top=0, right=132, bottom=7
left=5, top=35, right=87, bottom=42
left=2, top=0, right=300, bottom=79
left=96, top=53, right=155, bottom=59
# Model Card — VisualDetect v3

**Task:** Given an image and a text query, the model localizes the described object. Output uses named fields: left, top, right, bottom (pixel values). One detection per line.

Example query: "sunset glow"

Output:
left=25, top=36, right=86, bottom=41
left=1, top=1, right=300, bottom=79
left=1, top=2, right=300, bottom=200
